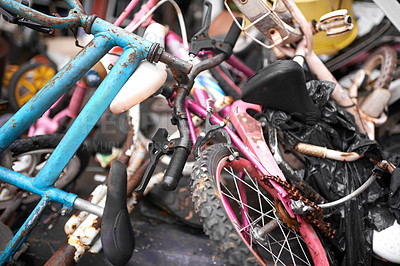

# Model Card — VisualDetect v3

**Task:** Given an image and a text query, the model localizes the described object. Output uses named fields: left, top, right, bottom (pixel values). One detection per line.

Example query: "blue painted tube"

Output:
left=0, top=167, right=76, bottom=207
left=89, top=18, right=154, bottom=52
left=0, top=34, right=114, bottom=153
left=34, top=47, right=144, bottom=189
left=0, top=197, right=49, bottom=264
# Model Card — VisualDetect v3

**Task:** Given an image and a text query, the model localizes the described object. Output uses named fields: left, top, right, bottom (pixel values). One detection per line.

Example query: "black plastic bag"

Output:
left=263, top=80, right=387, bottom=265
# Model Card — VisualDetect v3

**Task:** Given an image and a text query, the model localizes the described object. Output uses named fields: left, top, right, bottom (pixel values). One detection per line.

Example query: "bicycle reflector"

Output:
left=225, top=0, right=302, bottom=48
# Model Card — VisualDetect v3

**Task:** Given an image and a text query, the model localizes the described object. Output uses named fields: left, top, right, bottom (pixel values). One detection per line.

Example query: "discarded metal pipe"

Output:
left=295, top=143, right=363, bottom=162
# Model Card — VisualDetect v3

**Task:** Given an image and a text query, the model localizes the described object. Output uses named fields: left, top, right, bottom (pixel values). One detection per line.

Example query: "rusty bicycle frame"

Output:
left=0, top=0, right=191, bottom=263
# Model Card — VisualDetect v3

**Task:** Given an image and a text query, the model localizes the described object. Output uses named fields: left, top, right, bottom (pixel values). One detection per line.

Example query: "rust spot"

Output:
left=68, top=237, right=84, bottom=247
left=340, top=153, right=354, bottom=158
left=45, top=239, right=77, bottom=265
left=92, top=218, right=101, bottom=229
left=128, top=50, right=139, bottom=62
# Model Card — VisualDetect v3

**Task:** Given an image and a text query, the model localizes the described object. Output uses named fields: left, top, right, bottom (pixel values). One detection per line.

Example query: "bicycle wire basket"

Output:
left=224, top=0, right=303, bottom=49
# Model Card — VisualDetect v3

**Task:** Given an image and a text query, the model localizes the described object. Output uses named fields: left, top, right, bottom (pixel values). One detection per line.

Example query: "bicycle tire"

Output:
left=362, top=46, right=397, bottom=90
left=0, top=134, right=89, bottom=209
left=191, top=143, right=329, bottom=265
left=8, top=61, right=56, bottom=111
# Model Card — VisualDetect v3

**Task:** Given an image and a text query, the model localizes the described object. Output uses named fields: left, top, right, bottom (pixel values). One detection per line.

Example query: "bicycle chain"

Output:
left=261, top=174, right=336, bottom=238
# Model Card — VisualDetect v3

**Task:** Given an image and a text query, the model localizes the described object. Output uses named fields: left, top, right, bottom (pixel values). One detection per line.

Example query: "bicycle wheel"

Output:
left=191, top=144, right=329, bottom=265
left=362, top=46, right=397, bottom=90
left=0, top=134, right=89, bottom=209
left=8, top=62, right=56, bottom=111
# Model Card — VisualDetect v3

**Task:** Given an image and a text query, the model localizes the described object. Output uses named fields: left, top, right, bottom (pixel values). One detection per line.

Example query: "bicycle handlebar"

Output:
left=223, top=17, right=243, bottom=54
left=0, top=0, right=193, bottom=76
left=0, top=0, right=85, bottom=30
left=160, top=19, right=242, bottom=191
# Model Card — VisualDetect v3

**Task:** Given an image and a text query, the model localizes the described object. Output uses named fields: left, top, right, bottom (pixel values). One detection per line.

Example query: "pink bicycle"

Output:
left=122, top=3, right=334, bottom=264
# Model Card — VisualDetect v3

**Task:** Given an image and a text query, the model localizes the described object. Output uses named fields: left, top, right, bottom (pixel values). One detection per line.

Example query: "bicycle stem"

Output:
left=160, top=53, right=228, bottom=190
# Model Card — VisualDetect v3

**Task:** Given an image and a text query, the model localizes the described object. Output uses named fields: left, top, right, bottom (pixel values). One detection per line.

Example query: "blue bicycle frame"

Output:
left=0, top=0, right=178, bottom=263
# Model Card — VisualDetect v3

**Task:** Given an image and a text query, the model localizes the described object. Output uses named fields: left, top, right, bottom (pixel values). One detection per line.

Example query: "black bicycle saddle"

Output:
left=101, top=160, right=134, bottom=266
left=241, top=60, right=321, bottom=123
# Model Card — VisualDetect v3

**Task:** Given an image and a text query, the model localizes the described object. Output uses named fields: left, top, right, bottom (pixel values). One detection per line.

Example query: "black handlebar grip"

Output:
left=161, top=147, right=189, bottom=191
left=224, top=17, right=243, bottom=50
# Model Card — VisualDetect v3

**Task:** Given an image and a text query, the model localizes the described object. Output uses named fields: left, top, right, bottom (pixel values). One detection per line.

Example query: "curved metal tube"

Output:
left=0, top=0, right=85, bottom=29
left=189, top=53, right=227, bottom=80
left=295, top=143, right=363, bottom=162
left=281, top=0, right=313, bottom=55
left=318, top=173, right=377, bottom=209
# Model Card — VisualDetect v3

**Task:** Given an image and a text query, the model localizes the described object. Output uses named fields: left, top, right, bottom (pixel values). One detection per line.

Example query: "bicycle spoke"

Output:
left=221, top=163, right=312, bottom=265
left=231, top=168, right=250, bottom=228
left=224, top=167, right=274, bottom=206
left=220, top=189, right=275, bottom=220
left=254, top=175, right=266, bottom=226
left=266, top=231, right=311, bottom=265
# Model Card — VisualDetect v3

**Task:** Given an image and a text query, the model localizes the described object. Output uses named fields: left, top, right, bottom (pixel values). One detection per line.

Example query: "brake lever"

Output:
left=18, top=19, right=54, bottom=34
left=193, top=104, right=233, bottom=158
left=0, top=6, right=19, bottom=24
left=0, top=1, right=54, bottom=34
left=135, top=128, right=173, bottom=193
left=189, top=1, right=239, bottom=57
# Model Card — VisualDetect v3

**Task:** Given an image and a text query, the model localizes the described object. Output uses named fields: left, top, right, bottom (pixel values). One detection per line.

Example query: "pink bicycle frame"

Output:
left=28, top=80, right=89, bottom=136
left=185, top=95, right=329, bottom=265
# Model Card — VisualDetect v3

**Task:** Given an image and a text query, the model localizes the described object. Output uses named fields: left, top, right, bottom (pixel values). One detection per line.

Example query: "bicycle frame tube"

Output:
left=0, top=16, right=153, bottom=171
left=186, top=99, right=328, bottom=265
left=186, top=99, right=287, bottom=196
left=0, top=13, right=153, bottom=262
left=0, top=197, right=49, bottom=264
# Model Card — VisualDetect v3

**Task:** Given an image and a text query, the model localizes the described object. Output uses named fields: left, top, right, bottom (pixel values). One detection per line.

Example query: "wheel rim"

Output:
left=362, top=47, right=397, bottom=91
left=0, top=148, right=80, bottom=209
left=215, top=156, right=315, bottom=265
left=14, top=64, right=55, bottom=108
left=363, top=54, right=386, bottom=90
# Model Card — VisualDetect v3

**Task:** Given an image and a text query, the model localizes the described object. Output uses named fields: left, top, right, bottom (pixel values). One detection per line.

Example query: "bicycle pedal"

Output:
left=314, top=9, right=354, bottom=36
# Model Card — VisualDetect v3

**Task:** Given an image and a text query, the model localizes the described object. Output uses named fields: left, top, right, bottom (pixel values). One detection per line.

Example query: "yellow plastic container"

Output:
left=295, top=0, right=358, bottom=55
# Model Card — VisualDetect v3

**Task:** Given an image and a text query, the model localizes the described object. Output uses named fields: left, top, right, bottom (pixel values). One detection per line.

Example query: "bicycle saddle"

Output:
left=241, top=60, right=320, bottom=123
left=101, top=160, right=134, bottom=266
